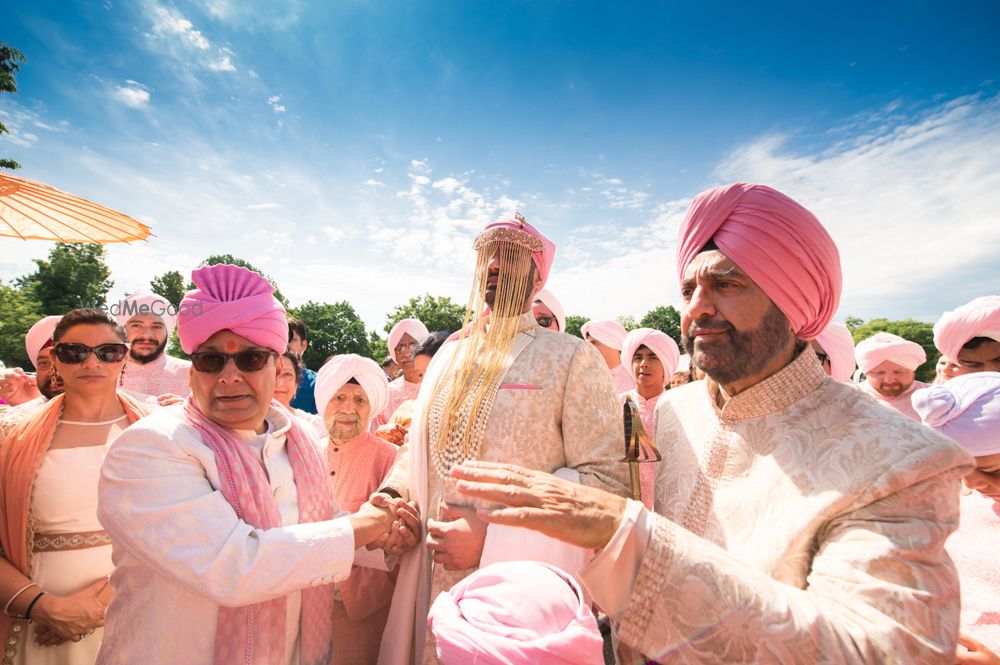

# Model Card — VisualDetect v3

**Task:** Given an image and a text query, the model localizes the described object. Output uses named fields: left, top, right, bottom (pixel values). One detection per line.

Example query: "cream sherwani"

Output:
left=378, top=312, right=631, bottom=665
left=858, top=379, right=928, bottom=421
left=120, top=352, right=192, bottom=398
left=582, top=349, right=973, bottom=664
left=97, top=404, right=387, bottom=665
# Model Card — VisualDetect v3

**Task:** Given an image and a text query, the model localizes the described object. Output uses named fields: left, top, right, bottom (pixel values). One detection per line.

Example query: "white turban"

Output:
left=855, top=332, right=926, bottom=374
left=114, top=292, right=177, bottom=335
left=814, top=322, right=856, bottom=383
left=25, top=315, right=61, bottom=368
left=580, top=320, right=627, bottom=350
left=913, top=371, right=1000, bottom=456
left=620, top=328, right=681, bottom=377
left=388, top=318, right=429, bottom=363
left=315, top=354, right=389, bottom=420
left=534, top=289, right=566, bottom=332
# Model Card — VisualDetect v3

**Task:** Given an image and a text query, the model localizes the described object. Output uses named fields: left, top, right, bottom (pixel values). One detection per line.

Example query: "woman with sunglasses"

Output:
left=0, top=308, right=149, bottom=665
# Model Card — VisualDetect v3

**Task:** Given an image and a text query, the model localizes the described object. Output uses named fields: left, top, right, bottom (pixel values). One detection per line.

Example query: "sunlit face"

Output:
left=670, top=371, right=691, bottom=388
left=532, top=301, right=559, bottom=331
left=51, top=324, right=127, bottom=397
left=680, top=250, right=794, bottom=387
left=272, top=355, right=299, bottom=408
left=288, top=330, right=308, bottom=359
left=809, top=339, right=833, bottom=376
left=323, top=383, right=372, bottom=442
left=394, top=333, right=418, bottom=371
left=964, top=452, right=1000, bottom=502
left=949, top=339, right=1000, bottom=378
left=125, top=313, right=168, bottom=364
left=934, top=355, right=950, bottom=383
left=865, top=360, right=916, bottom=397
left=413, top=353, right=433, bottom=382
left=189, top=330, right=278, bottom=432
left=632, top=346, right=665, bottom=394
left=34, top=347, right=61, bottom=399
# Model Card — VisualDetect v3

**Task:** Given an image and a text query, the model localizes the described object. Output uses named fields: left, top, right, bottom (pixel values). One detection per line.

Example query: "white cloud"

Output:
left=207, top=54, right=236, bottom=72
left=363, top=179, right=384, bottom=187
left=113, top=81, right=151, bottom=108
left=144, top=3, right=237, bottom=75
left=246, top=202, right=283, bottom=210
left=151, top=5, right=210, bottom=49
left=432, top=177, right=462, bottom=194
left=267, top=95, right=286, bottom=113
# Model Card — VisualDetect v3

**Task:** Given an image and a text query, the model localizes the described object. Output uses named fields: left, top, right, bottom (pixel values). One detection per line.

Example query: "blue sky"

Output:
left=1, top=1, right=999, bottom=331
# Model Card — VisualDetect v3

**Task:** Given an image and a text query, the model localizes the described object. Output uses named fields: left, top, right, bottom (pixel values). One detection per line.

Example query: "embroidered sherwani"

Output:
left=858, top=379, right=928, bottom=421
left=379, top=312, right=631, bottom=665
left=582, top=349, right=973, bottom=664
left=120, top=352, right=191, bottom=398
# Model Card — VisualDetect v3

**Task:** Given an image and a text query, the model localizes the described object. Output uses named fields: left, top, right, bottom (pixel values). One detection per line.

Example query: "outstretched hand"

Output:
left=367, top=493, right=421, bottom=556
left=451, top=461, right=627, bottom=550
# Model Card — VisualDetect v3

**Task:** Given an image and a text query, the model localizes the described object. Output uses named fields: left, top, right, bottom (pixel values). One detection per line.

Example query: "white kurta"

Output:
left=120, top=352, right=191, bottom=398
left=96, top=404, right=386, bottom=665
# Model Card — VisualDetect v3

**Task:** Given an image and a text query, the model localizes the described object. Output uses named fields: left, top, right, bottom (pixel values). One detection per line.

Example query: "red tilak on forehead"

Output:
left=225, top=340, right=237, bottom=351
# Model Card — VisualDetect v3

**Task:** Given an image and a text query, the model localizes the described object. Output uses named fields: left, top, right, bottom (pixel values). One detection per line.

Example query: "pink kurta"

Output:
left=373, top=377, right=420, bottom=430
left=859, top=379, right=928, bottom=421
left=610, top=363, right=636, bottom=394
left=619, top=389, right=662, bottom=510
left=121, top=353, right=191, bottom=398
left=948, top=491, right=1000, bottom=653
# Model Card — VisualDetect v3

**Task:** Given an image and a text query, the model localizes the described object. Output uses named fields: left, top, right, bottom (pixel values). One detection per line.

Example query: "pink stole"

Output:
left=183, top=398, right=335, bottom=665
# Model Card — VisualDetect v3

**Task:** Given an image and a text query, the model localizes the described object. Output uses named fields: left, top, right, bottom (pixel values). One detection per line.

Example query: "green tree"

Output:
left=850, top=318, right=938, bottom=382
left=639, top=305, right=682, bottom=344
left=195, top=255, right=288, bottom=306
left=0, top=42, right=26, bottom=170
left=289, top=300, right=368, bottom=370
left=0, top=283, right=43, bottom=367
left=565, top=315, right=588, bottom=339
left=366, top=330, right=389, bottom=363
left=384, top=294, right=466, bottom=335
left=16, top=242, right=114, bottom=313
left=150, top=270, right=186, bottom=307
left=616, top=315, right=639, bottom=332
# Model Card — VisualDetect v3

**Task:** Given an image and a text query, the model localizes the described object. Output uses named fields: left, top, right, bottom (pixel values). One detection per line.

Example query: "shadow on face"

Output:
left=189, top=330, right=278, bottom=432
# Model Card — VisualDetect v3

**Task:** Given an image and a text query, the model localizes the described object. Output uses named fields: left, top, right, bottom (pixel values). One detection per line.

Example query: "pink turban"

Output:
left=24, top=315, right=61, bottom=368
left=815, top=322, right=856, bottom=382
left=314, top=354, right=389, bottom=419
left=913, top=371, right=1000, bottom=456
left=177, top=264, right=288, bottom=354
left=387, top=318, right=430, bottom=363
left=475, top=214, right=557, bottom=290
left=676, top=183, right=841, bottom=340
left=580, top=320, right=627, bottom=350
left=114, top=292, right=177, bottom=334
left=855, top=332, right=927, bottom=374
left=933, top=295, right=1000, bottom=364
left=428, top=561, right=604, bottom=665
left=620, top=327, right=681, bottom=377
left=534, top=288, right=566, bottom=332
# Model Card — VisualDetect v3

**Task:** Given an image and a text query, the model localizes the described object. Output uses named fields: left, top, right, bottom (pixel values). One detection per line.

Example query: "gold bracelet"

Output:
left=3, top=582, right=38, bottom=616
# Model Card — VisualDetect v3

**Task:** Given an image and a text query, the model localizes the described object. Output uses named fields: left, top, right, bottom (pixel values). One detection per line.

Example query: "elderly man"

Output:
left=581, top=319, right=635, bottom=393
left=97, top=264, right=418, bottom=665
left=812, top=321, right=856, bottom=382
left=935, top=295, right=1000, bottom=380
left=532, top=288, right=565, bottom=332
left=453, top=183, right=973, bottom=664
left=855, top=332, right=928, bottom=420
left=378, top=213, right=629, bottom=665
left=371, top=318, right=429, bottom=429
left=315, top=354, right=402, bottom=665
left=113, top=292, right=191, bottom=398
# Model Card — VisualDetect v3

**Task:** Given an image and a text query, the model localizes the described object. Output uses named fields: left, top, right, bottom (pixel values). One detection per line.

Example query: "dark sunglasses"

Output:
left=52, top=343, right=129, bottom=364
left=190, top=349, right=277, bottom=374
left=535, top=315, right=554, bottom=328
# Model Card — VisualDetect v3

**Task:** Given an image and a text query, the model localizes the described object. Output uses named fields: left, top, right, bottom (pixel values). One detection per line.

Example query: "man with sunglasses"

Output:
left=97, top=264, right=417, bottom=665
left=532, top=288, right=565, bottom=332
left=113, top=292, right=191, bottom=400
left=372, top=318, right=429, bottom=429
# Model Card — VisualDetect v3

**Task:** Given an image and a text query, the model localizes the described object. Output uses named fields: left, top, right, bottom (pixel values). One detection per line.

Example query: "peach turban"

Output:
left=114, top=292, right=177, bottom=334
left=580, top=320, right=627, bottom=350
left=815, top=322, right=856, bottom=382
left=620, top=327, right=681, bottom=377
left=913, top=371, right=1000, bottom=456
left=24, top=316, right=61, bottom=368
left=676, top=183, right=841, bottom=340
left=314, top=353, right=389, bottom=419
left=475, top=214, right=557, bottom=290
left=427, top=561, right=604, bottom=665
left=855, top=332, right=927, bottom=374
left=933, top=296, right=1000, bottom=365
left=177, top=264, right=288, bottom=354
left=387, top=318, right=429, bottom=363
left=534, top=288, right=566, bottom=332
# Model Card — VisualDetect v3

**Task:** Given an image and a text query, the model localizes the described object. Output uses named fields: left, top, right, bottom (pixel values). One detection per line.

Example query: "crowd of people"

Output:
left=0, top=183, right=996, bottom=665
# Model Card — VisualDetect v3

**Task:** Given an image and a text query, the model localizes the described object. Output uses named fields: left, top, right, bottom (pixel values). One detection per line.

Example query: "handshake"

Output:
left=349, top=492, right=422, bottom=557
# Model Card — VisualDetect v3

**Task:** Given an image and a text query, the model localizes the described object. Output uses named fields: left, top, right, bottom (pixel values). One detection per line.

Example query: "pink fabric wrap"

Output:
left=315, top=353, right=389, bottom=420
left=912, top=371, right=1000, bottom=456
left=580, top=320, right=627, bottom=350
left=855, top=332, right=927, bottom=373
left=478, top=217, right=557, bottom=290
left=933, top=295, right=1000, bottom=363
left=427, top=561, right=604, bottom=665
left=114, top=292, right=177, bottom=333
left=178, top=264, right=288, bottom=354
left=534, top=288, right=566, bottom=332
left=387, top=318, right=429, bottom=363
left=24, top=315, right=60, bottom=367
left=620, top=327, right=681, bottom=377
left=815, top=322, right=856, bottom=382
left=182, top=397, right=335, bottom=665
left=675, top=183, right=841, bottom=340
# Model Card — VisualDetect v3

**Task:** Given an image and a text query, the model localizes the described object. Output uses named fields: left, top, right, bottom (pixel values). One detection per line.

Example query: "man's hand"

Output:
left=367, top=494, right=421, bottom=556
left=425, top=502, right=487, bottom=571
left=349, top=500, right=396, bottom=548
left=451, top=461, right=627, bottom=550
left=373, top=423, right=407, bottom=446
left=156, top=393, right=185, bottom=407
left=0, top=368, right=33, bottom=402
left=957, top=632, right=1000, bottom=665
